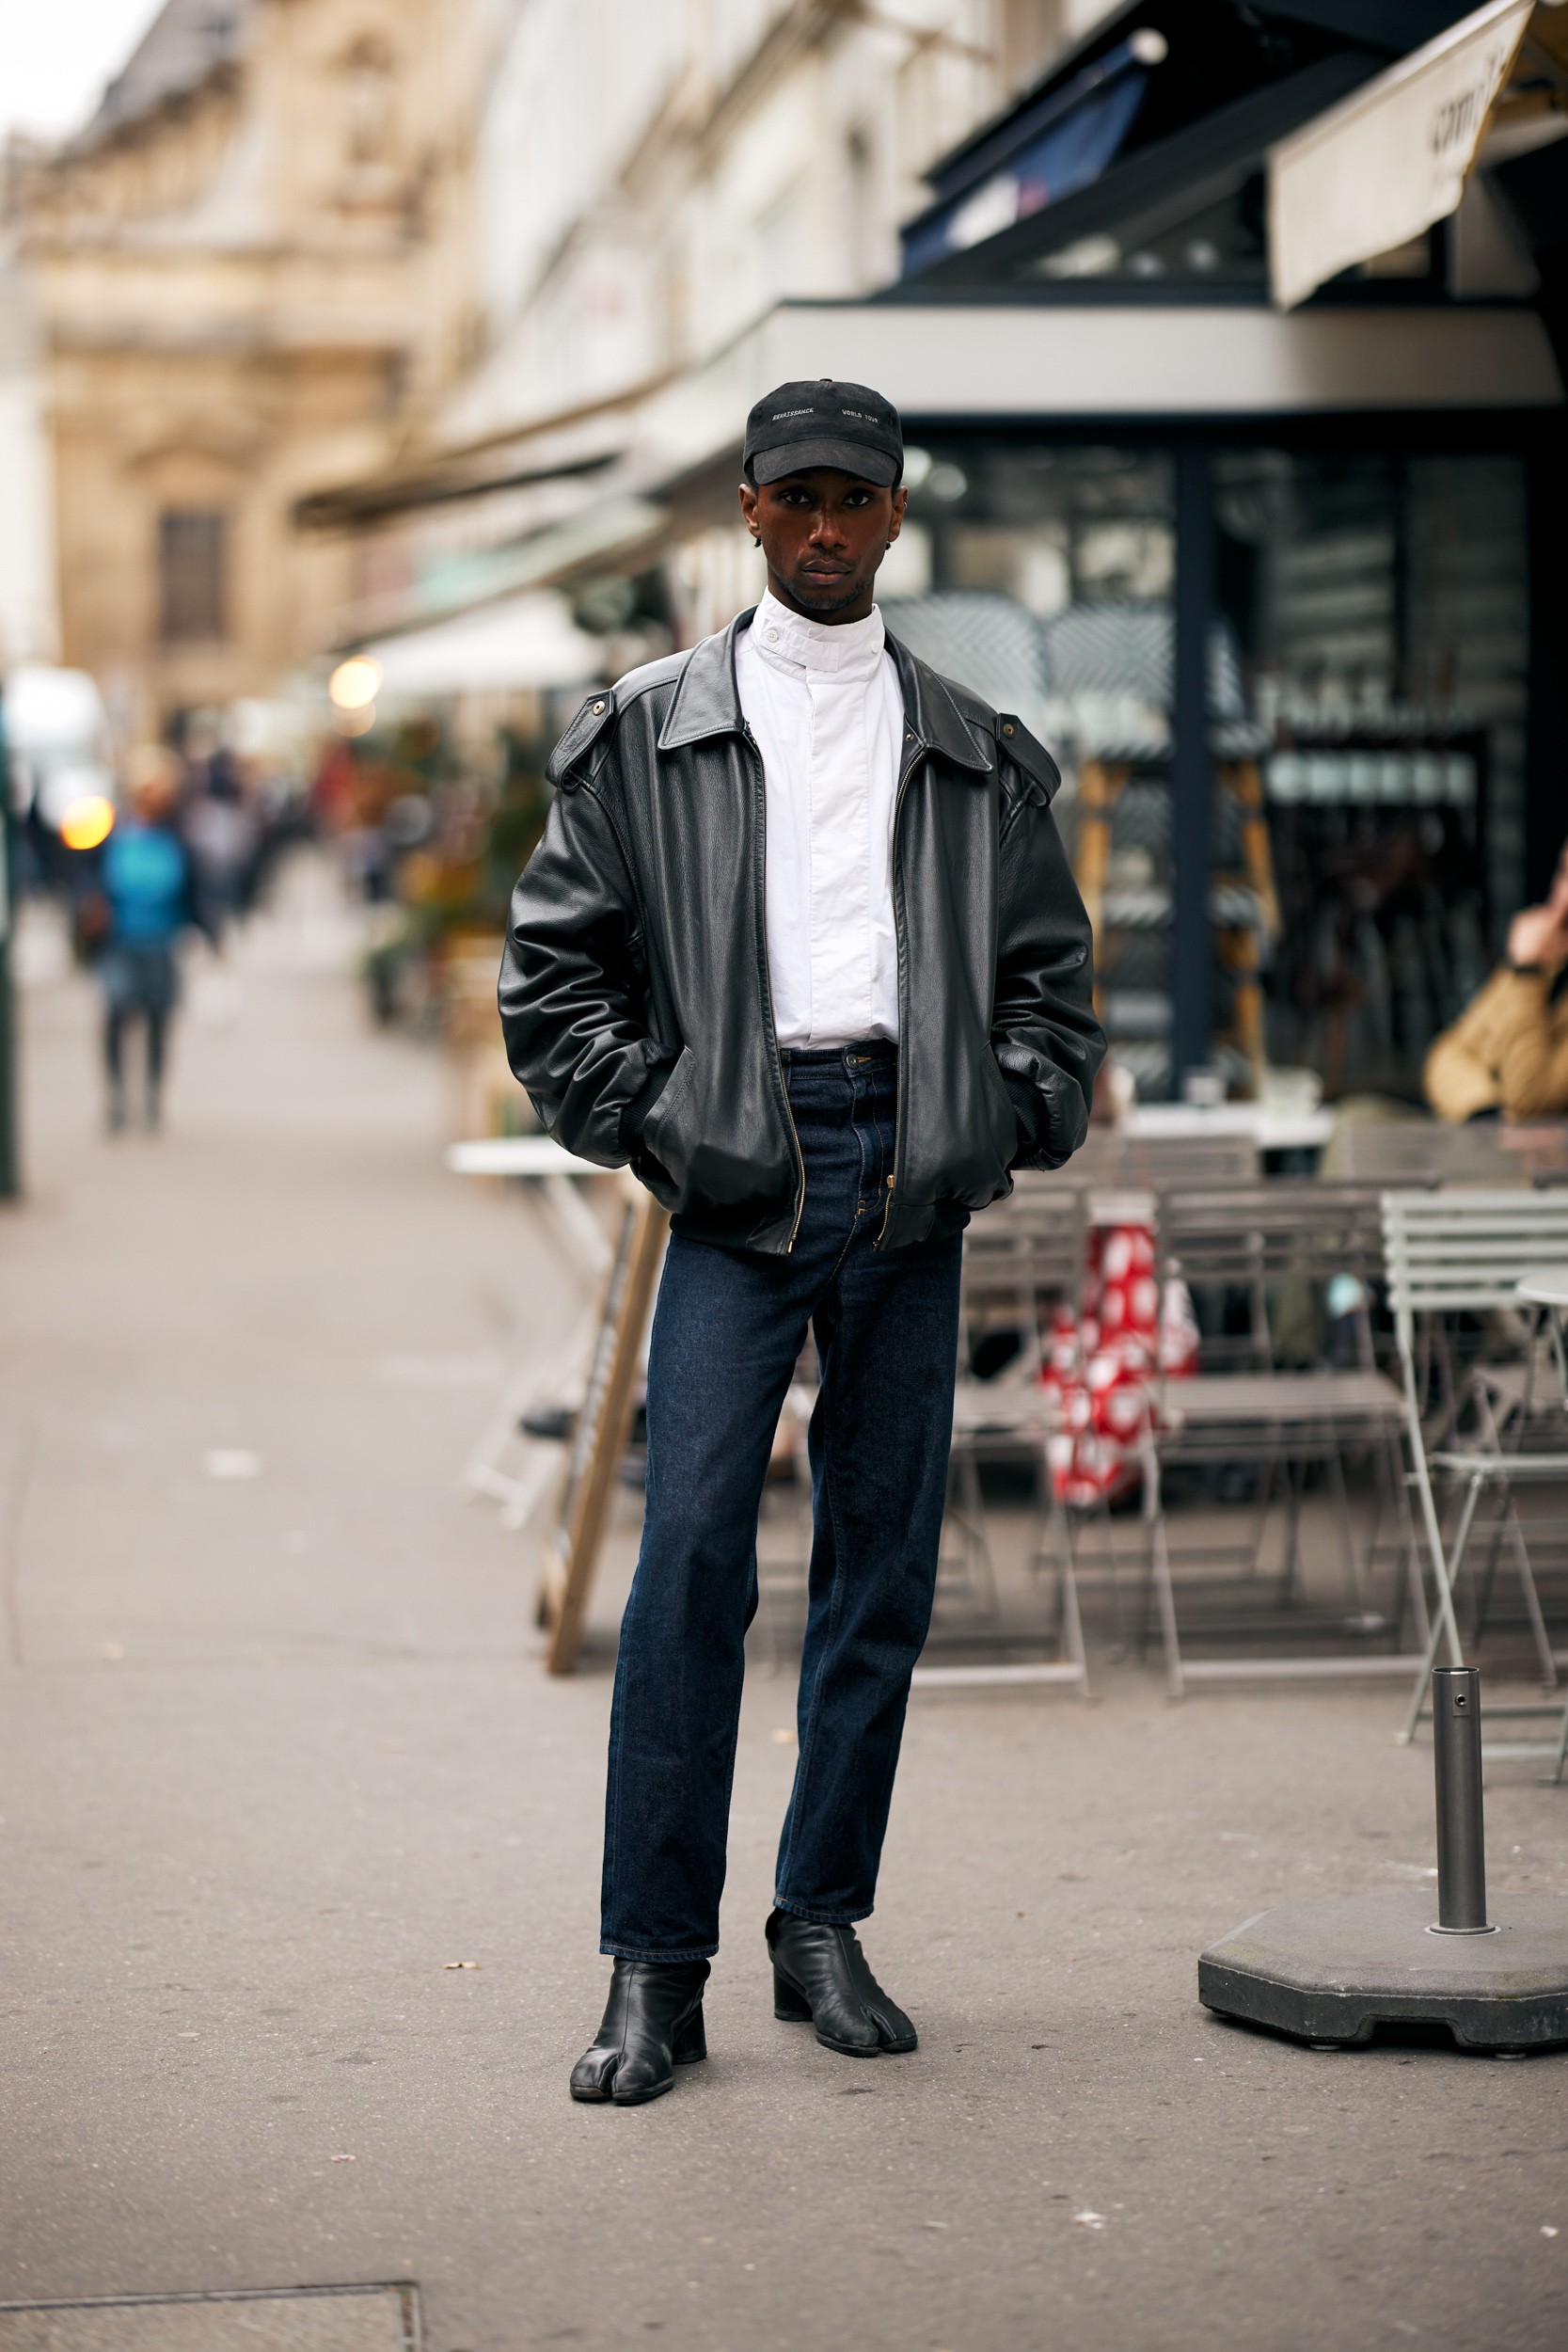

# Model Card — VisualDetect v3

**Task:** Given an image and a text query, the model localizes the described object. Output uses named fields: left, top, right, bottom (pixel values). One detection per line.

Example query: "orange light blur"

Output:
left=329, top=657, right=381, bottom=710
left=60, top=796, right=117, bottom=850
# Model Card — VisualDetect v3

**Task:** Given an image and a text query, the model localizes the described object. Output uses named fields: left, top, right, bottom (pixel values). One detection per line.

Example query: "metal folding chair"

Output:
left=1140, top=1183, right=1420, bottom=1697
left=1338, top=1121, right=1568, bottom=1186
left=942, top=1184, right=1090, bottom=1691
left=1385, top=1189, right=1568, bottom=1756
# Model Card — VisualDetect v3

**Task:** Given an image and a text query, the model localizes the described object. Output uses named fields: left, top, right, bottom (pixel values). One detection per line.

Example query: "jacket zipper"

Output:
left=876, top=737, right=924, bottom=1248
left=744, top=723, right=805, bottom=1251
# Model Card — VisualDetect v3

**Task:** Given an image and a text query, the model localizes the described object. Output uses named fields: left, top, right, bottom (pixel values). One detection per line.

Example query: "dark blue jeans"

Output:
left=600, top=1042, right=962, bottom=1961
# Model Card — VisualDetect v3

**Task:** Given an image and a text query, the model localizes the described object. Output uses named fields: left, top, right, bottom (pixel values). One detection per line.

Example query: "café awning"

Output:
left=360, top=591, right=602, bottom=699
left=1268, top=0, right=1534, bottom=308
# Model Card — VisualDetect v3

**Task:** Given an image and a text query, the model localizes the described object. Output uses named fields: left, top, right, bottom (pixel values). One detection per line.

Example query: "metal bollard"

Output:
left=1431, top=1665, right=1493, bottom=1934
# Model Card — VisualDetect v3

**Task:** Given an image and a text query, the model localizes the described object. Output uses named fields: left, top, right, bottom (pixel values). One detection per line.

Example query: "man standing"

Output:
left=500, top=379, right=1103, bottom=2105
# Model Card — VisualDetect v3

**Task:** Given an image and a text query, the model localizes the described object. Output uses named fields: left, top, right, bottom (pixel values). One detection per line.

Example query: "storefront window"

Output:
left=884, top=436, right=1529, bottom=1102
left=886, top=440, right=1179, bottom=1100
left=1214, top=451, right=1528, bottom=1100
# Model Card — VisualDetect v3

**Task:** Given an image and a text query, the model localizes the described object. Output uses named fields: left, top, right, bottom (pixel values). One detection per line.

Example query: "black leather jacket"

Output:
left=499, top=609, right=1103, bottom=1254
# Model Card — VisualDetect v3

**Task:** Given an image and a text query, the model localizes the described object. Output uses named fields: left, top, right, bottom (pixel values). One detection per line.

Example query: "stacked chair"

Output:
left=1384, top=1188, right=1568, bottom=1772
left=1129, top=1182, right=1418, bottom=1697
left=943, top=1183, right=1088, bottom=1684
left=753, top=1139, right=1568, bottom=1734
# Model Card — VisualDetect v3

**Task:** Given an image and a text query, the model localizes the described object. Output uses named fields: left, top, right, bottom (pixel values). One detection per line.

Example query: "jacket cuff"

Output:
left=619, top=1063, right=673, bottom=1155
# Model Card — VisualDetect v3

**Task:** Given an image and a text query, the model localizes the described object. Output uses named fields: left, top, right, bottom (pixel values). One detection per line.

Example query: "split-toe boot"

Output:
left=569, top=1957, right=710, bottom=2105
left=766, top=1908, right=917, bottom=2058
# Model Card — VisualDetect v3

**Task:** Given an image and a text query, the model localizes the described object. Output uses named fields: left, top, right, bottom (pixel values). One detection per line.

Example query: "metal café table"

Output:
left=1517, top=1263, right=1568, bottom=1396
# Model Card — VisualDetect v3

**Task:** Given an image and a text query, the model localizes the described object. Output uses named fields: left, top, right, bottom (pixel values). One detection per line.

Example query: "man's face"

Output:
left=738, top=468, right=908, bottom=623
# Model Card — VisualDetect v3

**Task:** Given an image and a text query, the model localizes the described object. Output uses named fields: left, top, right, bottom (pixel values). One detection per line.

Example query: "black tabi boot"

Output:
left=569, top=1958, right=710, bottom=2106
left=766, top=1908, right=917, bottom=2058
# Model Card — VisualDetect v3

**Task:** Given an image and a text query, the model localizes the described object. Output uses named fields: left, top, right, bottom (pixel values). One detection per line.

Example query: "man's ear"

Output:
left=887, top=485, right=908, bottom=546
left=738, top=480, right=760, bottom=543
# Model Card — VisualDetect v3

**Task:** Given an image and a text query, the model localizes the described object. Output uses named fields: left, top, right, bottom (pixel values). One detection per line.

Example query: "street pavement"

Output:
left=3, top=861, right=1566, bottom=2352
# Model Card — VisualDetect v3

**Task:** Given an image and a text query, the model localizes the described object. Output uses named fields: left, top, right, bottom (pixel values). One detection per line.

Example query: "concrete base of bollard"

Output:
left=1199, top=1888, right=1568, bottom=2050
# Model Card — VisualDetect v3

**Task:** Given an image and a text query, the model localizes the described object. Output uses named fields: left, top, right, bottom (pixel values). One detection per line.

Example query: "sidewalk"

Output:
left=2, top=861, right=1565, bottom=2352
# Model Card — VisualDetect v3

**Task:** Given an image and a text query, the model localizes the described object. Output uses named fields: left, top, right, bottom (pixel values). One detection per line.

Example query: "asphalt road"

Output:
left=3, top=869, right=1566, bottom=2352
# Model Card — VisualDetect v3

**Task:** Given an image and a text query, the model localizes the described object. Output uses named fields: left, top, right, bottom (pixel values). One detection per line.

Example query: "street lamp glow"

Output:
left=59, top=795, right=117, bottom=850
left=328, top=657, right=381, bottom=710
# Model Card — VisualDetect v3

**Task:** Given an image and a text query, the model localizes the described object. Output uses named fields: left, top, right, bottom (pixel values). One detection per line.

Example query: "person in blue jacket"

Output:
left=96, top=748, right=212, bottom=1132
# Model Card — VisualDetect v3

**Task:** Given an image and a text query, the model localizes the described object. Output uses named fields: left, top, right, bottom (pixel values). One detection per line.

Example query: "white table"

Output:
left=1518, top=1265, right=1568, bottom=1396
left=1517, top=1266, right=1568, bottom=1314
left=446, top=1136, right=600, bottom=1178
left=445, top=1134, right=617, bottom=1528
left=447, top=1110, right=1339, bottom=1184
left=1124, top=1104, right=1337, bottom=1151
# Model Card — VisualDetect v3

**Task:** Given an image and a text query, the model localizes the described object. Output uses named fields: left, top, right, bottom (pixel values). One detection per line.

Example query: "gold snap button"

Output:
left=592, top=699, right=606, bottom=714
left=1003, top=723, right=1014, bottom=737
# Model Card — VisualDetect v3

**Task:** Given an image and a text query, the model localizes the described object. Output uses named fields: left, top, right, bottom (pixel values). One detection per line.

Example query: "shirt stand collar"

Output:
left=750, top=587, right=886, bottom=682
left=657, top=610, right=993, bottom=778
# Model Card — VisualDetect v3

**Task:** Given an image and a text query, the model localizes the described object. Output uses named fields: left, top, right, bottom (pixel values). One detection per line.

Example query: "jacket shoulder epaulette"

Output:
left=993, top=712, right=1061, bottom=807
left=545, top=650, right=687, bottom=791
left=546, top=691, right=617, bottom=790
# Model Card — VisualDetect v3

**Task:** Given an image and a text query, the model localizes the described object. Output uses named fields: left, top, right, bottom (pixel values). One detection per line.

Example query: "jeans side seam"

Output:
left=601, top=1639, right=630, bottom=1948
left=778, top=1380, right=853, bottom=1907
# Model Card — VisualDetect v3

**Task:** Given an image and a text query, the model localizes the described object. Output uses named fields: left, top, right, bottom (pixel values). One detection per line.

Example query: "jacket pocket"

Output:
left=637, top=1045, right=697, bottom=1206
left=981, top=1049, right=1025, bottom=1172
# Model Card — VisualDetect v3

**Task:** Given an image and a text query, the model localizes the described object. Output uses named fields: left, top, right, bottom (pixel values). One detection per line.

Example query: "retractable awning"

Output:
left=1268, top=0, right=1536, bottom=308
left=358, top=592, right=602, bottom=699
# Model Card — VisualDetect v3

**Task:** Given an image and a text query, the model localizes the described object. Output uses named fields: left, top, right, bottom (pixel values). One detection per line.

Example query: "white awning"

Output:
left=651, top=301, right=1560, bottom=437
left=1267, top=0, right=1534, bottom=311
left=362, top=590, right=603, bottom=699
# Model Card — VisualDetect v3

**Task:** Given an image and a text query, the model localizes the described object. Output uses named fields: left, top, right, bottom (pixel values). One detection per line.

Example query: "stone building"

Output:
left=298, top=1, right=1102, bottom=642
left=8, top=0, right=478, bottom=741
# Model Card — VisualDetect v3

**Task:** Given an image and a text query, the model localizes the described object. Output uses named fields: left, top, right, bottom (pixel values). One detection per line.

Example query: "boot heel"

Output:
left=673, top=2004, right=706, bottom=2065
left=773, top=1968, right=813, bottom=2023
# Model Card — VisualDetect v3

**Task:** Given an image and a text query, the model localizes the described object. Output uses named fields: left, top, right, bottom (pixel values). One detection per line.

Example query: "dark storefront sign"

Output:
left=894, top=2, right=1522, bottom=299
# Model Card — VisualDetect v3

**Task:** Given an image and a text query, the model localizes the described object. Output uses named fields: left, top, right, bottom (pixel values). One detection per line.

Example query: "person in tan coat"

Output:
left=1424, top=838, right=1568, bottom=1121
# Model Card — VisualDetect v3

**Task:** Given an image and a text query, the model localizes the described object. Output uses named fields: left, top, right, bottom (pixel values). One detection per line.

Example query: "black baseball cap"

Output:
left=743, top=377, right=903, bottom=487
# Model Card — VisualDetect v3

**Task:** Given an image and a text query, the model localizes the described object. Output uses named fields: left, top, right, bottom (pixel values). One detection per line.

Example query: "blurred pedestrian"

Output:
left=181, top=726, right=261, bottom=932
left=96, top=746, right=213, bottom=1132
left=1424, top=834, right=1568, bottom=1120
left=502, top=379, right=1104, bottom=2106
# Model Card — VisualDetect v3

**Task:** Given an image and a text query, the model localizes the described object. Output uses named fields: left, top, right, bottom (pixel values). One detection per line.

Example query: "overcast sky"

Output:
left=5, top=2, right=163, bottom=147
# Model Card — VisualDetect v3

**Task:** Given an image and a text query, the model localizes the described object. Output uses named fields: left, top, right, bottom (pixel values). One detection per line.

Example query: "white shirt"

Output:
left=734, top=588, right=905, bottom=1050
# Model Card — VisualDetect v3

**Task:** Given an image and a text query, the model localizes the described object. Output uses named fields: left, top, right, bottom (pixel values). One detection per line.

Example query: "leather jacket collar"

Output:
left=658, top=606, right=993, bottom=779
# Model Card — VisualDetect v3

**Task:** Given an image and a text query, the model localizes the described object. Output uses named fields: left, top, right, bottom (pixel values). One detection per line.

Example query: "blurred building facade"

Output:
left=0, top=249, right=58, bottom=670
left=450, top=1, right=1100, bottom=437
left=302, top=1, right=1105, bottom=624
left=5, top=0, right=481, bottom=742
